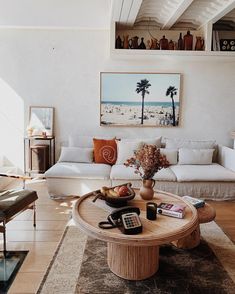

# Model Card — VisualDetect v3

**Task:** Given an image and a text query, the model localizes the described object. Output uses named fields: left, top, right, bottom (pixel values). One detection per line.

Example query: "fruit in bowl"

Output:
left=93, top=183, right=135, bottom=207
left=114, top=185, right=130, bottom=197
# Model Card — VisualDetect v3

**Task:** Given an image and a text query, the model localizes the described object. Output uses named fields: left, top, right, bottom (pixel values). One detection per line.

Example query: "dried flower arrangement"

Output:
left=124, top=144, right=170, bottom=180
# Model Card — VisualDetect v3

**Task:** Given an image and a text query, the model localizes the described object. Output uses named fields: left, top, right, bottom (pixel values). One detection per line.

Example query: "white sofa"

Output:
left=45, top=137, right=235, bottom=200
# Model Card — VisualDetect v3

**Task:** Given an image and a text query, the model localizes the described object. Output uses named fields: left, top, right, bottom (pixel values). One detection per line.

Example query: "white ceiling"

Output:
left=113, top=0, right=235, bottom=30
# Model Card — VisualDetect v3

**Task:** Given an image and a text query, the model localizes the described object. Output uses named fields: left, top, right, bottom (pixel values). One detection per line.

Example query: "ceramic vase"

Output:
left=139, top=179, right=156, bottom=200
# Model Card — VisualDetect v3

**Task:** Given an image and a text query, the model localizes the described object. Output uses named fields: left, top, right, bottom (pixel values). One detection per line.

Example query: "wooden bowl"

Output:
left=93, top=183, right=135, bottom=208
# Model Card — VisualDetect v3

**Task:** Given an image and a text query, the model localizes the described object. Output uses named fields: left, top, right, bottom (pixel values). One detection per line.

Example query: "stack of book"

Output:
left=182, top=196, right=205, bottom=209
left=157, top=203, right=186, bottom=219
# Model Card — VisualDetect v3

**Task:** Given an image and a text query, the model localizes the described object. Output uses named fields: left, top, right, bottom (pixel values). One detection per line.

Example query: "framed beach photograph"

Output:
left=100, top=72, right=181, bottom=127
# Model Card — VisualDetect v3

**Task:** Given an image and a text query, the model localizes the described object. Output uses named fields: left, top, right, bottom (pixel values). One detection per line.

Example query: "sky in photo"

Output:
left=101, top=73, right=180, bottom=102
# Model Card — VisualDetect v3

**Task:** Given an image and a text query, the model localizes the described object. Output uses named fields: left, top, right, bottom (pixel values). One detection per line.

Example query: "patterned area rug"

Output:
left=38, top=222, right=235, bottom=294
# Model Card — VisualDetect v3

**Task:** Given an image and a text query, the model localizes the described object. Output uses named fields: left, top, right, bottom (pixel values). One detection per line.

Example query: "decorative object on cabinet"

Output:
left=138, top=37, right=146, bottom=49
left=28, top=106, right=54, bottom=137
left=195, top=37, right=204, bottom=51
left=115, top=35, right=122, bottom=49
left=169, top=40, right=174, bottom=50
left=178, top=33, right=184, bottom=50
left=160, top=35, right=169, bottom=50
left=220, top=39, right=235, bottom=51
left=123, top=35, right=130, bottom=49
left=184, top=31, right=193, bottom=50
left=24, top=136, right=55, bottom=175
left=130, top=36, right=139, bottom=49
left=100, top=72, right=181, bottom=127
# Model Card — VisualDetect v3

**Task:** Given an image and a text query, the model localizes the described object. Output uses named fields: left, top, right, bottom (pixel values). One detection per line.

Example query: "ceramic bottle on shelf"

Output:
left=123, top=35, right=130, bottom=49
left=178, top=33, right=184, bottom=50
left=115, top=35, right=122, bottom=49
left=184, top=30, right=193, bottom=50
left=150, top=38, right=157, bottom=49
left=195, top=36, right=204, bottom=51
left=130, top=36, right=139, bottom=49
left=138, top=37, right=146, bottom=49
left=169, top=40, right=174, bottom=50
left=160, top=35, right=169, bottom=50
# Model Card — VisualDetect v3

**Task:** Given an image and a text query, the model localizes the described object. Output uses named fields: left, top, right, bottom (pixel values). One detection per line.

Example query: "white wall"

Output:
left=0, top=28, right=235, bottom=167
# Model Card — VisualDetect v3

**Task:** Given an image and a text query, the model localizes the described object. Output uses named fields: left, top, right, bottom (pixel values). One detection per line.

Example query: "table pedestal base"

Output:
left=172, top=225, right=201, bottom=249
left=107, top=243, right=159, bottom=280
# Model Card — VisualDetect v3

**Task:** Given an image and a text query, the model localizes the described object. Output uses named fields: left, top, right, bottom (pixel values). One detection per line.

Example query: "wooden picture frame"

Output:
left=29, top=106, right=54, bottom=136
left=100, top=72, right=181, bottom=127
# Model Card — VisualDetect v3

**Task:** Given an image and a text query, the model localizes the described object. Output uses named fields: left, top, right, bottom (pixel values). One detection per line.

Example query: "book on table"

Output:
left=182, top=196, right=205, bottom=209
left=157, top=203, right=186, bottom=219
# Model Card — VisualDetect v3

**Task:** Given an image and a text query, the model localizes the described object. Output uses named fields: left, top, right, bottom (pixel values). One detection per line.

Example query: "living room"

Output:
left=0, top=0, right=235, bottom=293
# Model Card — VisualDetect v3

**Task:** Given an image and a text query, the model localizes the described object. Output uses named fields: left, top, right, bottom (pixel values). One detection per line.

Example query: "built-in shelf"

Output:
left=110, top=22, right=235, bottom=58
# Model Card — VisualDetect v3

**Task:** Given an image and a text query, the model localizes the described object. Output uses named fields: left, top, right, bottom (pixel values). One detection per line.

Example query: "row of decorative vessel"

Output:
left=115, top=31, right=204, bottom=51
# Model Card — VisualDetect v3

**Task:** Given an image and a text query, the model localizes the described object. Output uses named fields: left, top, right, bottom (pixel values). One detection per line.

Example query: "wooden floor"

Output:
left=1, top=180, right=75, bottom=294
left=0, top=181, right=234, bottom=293
left=208, top=200, right=235, bottom=243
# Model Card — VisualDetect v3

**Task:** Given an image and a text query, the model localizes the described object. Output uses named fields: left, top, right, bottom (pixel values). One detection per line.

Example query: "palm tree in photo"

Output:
left=136, top=79, right=151, bottom=124
left=166, top=86, right=178, bottom=126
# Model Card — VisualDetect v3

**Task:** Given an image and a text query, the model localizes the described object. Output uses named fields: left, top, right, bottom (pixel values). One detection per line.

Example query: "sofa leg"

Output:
left=3, top=220, right=6, bottom=257
left=33, top=203, right=36, bottom=227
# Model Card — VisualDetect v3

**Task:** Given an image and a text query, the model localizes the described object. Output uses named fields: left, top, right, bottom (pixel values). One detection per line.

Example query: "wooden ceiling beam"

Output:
left=162, top=0, right=194, bottom=30
left=111, top=0, right=142, bottom=26
left=111, top=0, right=124, bottom=22
left=199, top=0, right=235, bottom=29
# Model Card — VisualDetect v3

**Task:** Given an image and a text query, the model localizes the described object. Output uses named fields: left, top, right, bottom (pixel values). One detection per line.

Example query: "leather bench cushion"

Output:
left=0, top=189, right=38, bottom=221
left=110, top=165, right=177, bottom=181
left=170, top=163, right=235, bottom=182
left=45, top=162, right=111, bottom=179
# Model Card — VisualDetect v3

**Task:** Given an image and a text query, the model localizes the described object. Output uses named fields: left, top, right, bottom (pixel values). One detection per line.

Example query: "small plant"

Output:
left=124, top=144, right=169, bottom=180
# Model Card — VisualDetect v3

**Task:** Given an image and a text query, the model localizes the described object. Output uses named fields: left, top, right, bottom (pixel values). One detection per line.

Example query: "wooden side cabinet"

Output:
left=24, top=136, right=55, bottom=175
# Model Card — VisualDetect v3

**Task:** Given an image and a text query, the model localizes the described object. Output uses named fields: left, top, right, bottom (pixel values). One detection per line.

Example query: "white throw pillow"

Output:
left=178, top=148, right=214, bottom=165
left=121, top=137, right=161, bottom=147
left=165, top=138, right=216, bottom=149
left=160, top=148, right=178, bottom=165
left=58, top=147, right=93, bottom=163
left=116, top=141, right=143, bottom=164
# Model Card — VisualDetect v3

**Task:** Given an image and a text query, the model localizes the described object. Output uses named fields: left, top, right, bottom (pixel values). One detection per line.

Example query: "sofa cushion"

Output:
left=93, top=138, right=117, bottom=165
left=178, top=148, right=214, bottom=165
left=160, top=148, right=178, bottom=165
left=170, top=163, right=235, bottom=182
left=45, top=162, right=111, bottom=179
left=58, top=147, right=93, bottom=163
left=165, top=138, right=216, bottom=149
left=121, top=137, right=161, bottom=147
left=110, top=165, right=177, bottom=181
left=116, top=141, right=143, bottom=164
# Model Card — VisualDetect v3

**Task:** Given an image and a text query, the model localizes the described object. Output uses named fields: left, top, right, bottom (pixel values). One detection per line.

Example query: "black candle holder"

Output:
left=146, top=202, right=157, bottom=220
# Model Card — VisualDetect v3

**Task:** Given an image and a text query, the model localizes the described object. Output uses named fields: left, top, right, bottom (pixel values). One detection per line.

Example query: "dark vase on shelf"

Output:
left=138, top=37, right=146, bottom=49
left=195, top=36, right=204, bottom=50
left=115, top=35, right=122, bottom=49
left=178, top=33, right=184, bottom=50
left=160, top=35, right=169, bottom=50
left=184, top=30, right=193, bottom=50
left=169, top=40, right=174, bottom=50
left=130, top=36, right=139, bottom=49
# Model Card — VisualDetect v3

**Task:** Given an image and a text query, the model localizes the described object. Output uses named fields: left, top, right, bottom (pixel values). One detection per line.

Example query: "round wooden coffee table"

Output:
left=172, top=203, right=216, bottom=249
left=73, top=189, right=198, bottom=280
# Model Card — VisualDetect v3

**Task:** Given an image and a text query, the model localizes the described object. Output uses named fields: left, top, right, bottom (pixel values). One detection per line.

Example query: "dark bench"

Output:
left=0, top=189, right=38, bottom=256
